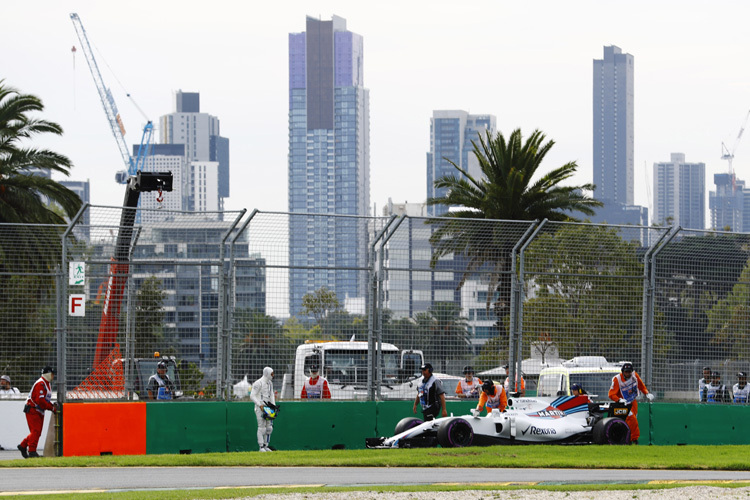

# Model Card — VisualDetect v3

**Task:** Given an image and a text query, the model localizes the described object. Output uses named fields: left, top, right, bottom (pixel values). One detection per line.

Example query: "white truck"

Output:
left=282, top=340, right=424, bottom=400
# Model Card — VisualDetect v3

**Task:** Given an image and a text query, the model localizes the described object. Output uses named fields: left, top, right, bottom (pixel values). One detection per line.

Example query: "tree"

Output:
left=301, top=287, right=341, bottom=325
left=0, top=81, right=82, bottom=388
left=235, top=310, right=285, bottom=379
left=418, top=302, right=471, bottom=373
left=521, top=224, right=647, bottom=362
left=0, top=80, right=81, bottom=225
left=706, top=259, right=750, bottom=358
left=133, top=276, right=168, bottom=358
left=427, top=129, right=602, bottom=322
left=655, top=233, right=750, bottom=360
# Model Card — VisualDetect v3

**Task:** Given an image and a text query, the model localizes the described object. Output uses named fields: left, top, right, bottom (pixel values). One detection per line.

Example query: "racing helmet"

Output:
left=621, top=362, right=634, bottom=373
left=261, top=404, right=278, bottom=420
left=570, top=383, right=583, bottom=394
left=462, top=365, right=474, bottom=375
left=482, top=380, right=495, bottom=393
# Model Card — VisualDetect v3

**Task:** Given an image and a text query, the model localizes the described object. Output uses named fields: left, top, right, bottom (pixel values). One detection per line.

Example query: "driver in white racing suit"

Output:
left=250, top=367, right=276, bottom=452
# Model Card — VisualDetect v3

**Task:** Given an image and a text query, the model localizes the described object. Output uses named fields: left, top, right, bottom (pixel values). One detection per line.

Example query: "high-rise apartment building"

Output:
left=593, top=46, right=634, bottom=208
left=653, top=153, right=705, bottom=229
left=427, top=111, right=496, bottom=216
left=159, top=91, right=229, bottom=211
left=134, top=144, right=187, bottom=223
left=709, top=173, right=745, bottom=231
left=288, top=15, right=370, bottom=317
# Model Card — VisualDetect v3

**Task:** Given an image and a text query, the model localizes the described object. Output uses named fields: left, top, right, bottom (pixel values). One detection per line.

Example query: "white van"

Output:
left=536, top=357, right=623, bottom=399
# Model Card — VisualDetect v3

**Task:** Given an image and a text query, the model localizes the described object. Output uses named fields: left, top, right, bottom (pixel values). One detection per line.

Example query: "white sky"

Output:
left=4, top=1, right=750, bottom=223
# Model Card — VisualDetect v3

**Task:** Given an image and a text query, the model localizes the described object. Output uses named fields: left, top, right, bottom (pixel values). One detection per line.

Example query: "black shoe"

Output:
left=28, top=451, right=40, bottom=458
left=17, top=445, right=28, bottom=459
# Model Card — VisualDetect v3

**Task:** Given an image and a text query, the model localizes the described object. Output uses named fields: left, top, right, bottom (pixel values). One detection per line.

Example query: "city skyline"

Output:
left=4, top=2, right=750, bottom=226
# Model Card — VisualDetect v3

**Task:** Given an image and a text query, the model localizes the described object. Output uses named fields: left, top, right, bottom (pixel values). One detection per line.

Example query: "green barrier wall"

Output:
left=643, top=403, right=750, bottom=445
left=139, top=400, right=750, bottom=454
left=270, top=401, right=375, bottom=450
left=146, top=401, right=228, bottom=454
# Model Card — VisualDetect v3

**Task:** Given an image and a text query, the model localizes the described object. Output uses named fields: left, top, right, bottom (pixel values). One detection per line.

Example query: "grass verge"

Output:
left=1, top=445, right=750, bottom=469
left=5, top=482, right=750, bottom=500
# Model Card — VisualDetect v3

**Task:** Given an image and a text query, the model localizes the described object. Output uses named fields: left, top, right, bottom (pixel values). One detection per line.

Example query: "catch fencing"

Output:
left=1, top=207, right=750, bottom=404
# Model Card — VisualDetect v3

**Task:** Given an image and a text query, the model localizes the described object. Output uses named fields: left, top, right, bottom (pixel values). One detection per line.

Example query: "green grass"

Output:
left=2, top=444, right=750, bottom=469
left=6, top=482, right=750, bottom=500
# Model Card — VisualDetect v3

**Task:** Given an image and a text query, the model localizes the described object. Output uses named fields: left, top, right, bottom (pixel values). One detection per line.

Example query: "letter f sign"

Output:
left=69, top=294, right=86, bottom=316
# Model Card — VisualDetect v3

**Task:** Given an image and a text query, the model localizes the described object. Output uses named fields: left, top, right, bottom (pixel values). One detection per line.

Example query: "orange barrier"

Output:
left=62, top=402, right=146, bottom=456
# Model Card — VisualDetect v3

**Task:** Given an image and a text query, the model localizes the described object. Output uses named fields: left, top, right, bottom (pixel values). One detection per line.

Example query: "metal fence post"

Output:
left=59, top=204, right=89, bottom=403
left=367, top=215, right=398, bottom=401
left=217, top=209, right=247, bottom=400
left=641, top=226, right=680, bottom=389
left=227, top=209, right=256, bottom=400
left=511, top=220, right=546, bottom=388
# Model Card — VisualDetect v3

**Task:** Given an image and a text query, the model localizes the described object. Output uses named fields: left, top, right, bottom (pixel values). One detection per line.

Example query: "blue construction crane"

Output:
left=70, top=13, right=153, bottom=184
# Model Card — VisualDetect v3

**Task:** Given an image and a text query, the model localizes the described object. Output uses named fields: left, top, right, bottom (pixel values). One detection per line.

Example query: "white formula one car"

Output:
left=366, top=395, right=632, bottom=448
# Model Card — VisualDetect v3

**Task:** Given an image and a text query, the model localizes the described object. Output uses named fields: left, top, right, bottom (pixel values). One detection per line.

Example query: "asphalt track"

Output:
left=2, top=466, right=750, bottom=494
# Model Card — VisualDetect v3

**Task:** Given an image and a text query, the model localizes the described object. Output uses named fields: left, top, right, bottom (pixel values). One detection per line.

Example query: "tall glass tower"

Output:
left=426, top=110, right=496, bottom=216
left=288, top=16, right=370, bottom=317
left=593, top=46, right=634, bottom=207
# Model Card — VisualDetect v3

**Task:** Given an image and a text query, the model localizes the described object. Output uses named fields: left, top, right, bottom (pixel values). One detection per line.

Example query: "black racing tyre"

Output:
left=394, top=417, right=424, bottom=435
left=437, top=418, right=474, bottom=448
left=592, top=417, right=631, bottom=445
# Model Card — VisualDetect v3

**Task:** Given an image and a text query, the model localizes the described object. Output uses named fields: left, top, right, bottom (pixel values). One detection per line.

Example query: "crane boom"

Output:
left=721, top=108, right=750, bottom=174
left=70, top=13, right=132, bottom=177
left=70, top=13, right=153, bottom=184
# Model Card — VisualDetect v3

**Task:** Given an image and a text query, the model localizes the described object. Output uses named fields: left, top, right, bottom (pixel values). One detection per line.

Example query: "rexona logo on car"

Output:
left=522, top=425, right=558, bottom=435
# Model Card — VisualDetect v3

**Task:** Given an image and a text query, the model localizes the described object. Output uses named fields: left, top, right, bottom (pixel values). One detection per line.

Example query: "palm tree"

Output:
left=0, top=80, right=81, bottom=225
left=0, top=80, right=82, bottom=273
left=427, top=128, right=602, bottom=320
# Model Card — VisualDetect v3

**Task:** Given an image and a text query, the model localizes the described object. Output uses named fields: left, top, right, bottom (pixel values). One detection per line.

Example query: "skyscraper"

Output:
left=653, top=153, right=705, bottom=229
left=593, top=45, right=634, bottom=208
left=288, top=15, right=370, bottom=317
left=159, top=91, right=229, bottom=211
left=709, top=173, right=745, bottom=231
left=427, top=110, right=496, bottom=216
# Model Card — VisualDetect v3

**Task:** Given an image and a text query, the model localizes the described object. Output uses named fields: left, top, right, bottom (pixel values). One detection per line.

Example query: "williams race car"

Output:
left=365, top=395, right=632, bottom=448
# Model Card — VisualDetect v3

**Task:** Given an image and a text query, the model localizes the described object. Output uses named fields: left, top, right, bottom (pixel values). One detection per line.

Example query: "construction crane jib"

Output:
left=70, top=13, right=153, bottom=184
left=721, top=108, right=750, bottom=175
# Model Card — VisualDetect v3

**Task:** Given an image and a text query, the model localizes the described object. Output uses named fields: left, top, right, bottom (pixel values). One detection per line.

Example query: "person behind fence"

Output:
left=0, top=375, right=20, bottom=396
left=706, top=371, right=729, bottom=403
left=147, top=361, right=175, bottom=400
left=455, top=365, right=482, bottom=398
left=698, top=366, right=711, bottom=402
left=733, top=372, right=750, bottom=404
left=412, top=363, right=447, bottom=421
left=608, top=362, right=654, bottom=445
left=18, top=366, right=57, bottom=459
left=570, top=383, right=592, bottom=402
left=473, top=379, right=508, bottom=416
left=250, top=366, right=277, bottom=452
left=503, top=365, right=526, bottom=396
left=300, top=365, right=331, bottom=399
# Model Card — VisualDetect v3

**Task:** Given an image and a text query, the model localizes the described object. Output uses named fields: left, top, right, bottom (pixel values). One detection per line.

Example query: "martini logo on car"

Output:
left=533, top=409, right=565, bottom=418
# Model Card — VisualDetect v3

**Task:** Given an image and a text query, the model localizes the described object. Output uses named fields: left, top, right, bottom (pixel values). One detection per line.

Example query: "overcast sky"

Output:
left=4, top=1, right=750, bottom=223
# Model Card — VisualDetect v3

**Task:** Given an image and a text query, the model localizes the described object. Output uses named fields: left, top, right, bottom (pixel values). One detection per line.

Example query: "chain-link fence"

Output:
left=0, top=224, right=63, bottom=398
left=3, top=208, right=750, bottom=404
